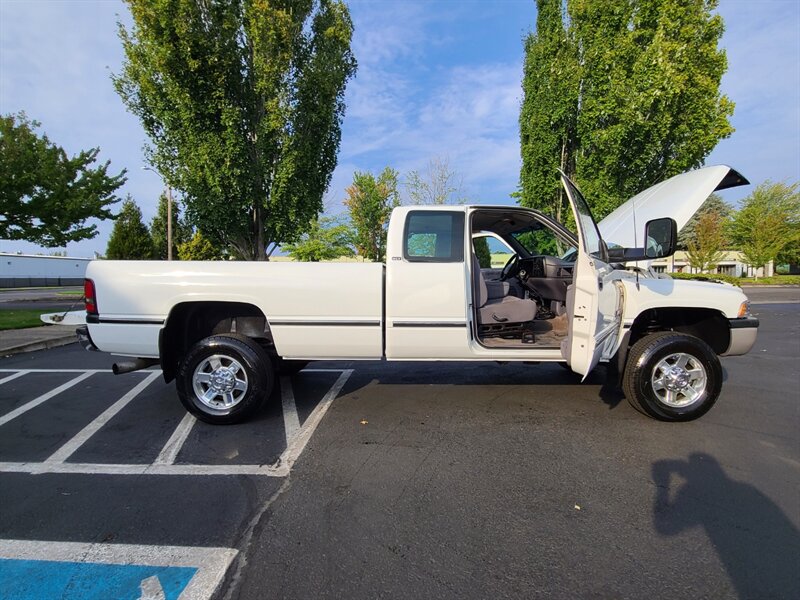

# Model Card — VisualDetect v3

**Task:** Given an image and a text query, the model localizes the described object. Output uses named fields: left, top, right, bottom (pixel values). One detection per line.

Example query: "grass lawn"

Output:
left=0, top=309, right=46, bottom=331
left=56, top=290, right=84, bottom=296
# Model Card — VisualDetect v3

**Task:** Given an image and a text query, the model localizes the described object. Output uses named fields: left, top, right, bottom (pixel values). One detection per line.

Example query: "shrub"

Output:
left=667, top=272, right=741, bottom=286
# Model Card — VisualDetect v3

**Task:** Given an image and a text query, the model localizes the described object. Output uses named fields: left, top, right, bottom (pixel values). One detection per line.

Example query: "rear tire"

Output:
left=176, top=333, right=274, bottom=425
left=623, top=332, right=721, bottom=422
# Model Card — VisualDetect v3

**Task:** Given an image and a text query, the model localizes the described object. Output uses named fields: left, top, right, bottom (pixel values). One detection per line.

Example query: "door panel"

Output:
left=385, top=209, right=471, bottom=359
left=560, top=174, right=622, bottom=377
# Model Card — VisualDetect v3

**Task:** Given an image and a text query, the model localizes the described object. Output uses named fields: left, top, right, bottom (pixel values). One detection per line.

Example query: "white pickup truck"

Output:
left=75, top=166, right=758, bottom=424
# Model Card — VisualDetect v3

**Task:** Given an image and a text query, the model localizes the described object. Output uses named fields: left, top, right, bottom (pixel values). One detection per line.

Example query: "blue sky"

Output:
left=1, top=0, right=798, bottom=258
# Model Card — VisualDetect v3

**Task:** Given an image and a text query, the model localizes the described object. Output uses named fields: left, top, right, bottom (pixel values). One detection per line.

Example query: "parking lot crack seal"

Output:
left=221, top=477, right=293, bottom=600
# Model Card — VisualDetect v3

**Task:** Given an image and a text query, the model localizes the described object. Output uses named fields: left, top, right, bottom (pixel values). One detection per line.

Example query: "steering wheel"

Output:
left=500, top=254, right=520, bottom=282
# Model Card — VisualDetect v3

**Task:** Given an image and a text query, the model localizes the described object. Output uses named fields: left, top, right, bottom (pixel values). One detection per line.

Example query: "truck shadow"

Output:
left=652, top=453, right=800, bottom=599
left=326, top=360, right=628, bottom=411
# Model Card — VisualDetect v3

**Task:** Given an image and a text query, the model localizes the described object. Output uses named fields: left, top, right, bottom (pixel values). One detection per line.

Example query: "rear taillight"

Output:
left=84, top=279, right=98, bottom=315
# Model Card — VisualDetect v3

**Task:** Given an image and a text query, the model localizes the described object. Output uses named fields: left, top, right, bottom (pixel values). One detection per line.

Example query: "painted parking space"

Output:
left=0, top=539, right=236, bottom=600
left=0, top=368, right=353, bottom=477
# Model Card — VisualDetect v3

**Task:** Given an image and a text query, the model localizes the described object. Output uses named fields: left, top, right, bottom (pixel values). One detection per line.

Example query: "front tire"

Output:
left=176, top=334, right=274, bottom=425
left=623, top=332, right=722, bottom=422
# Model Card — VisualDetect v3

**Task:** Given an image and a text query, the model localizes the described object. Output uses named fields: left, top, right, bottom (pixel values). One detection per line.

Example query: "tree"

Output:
left=177, top=231, right=223, bottom=261
left=518, top=0, right=578, bottom=223
left=686, top=211, right=727, bottom=273
left=284, top=216, right=354, bottom=262
left=777, top=237, right=800, bottom=271
left=150, top=194, right=192, bottom=260
left=0, top=112, right=126, bottom=246
left=406, top=156, right=467, bottom=205
left=114, top=0, right=357, bottom=260
left=344, top=167, right=400, bottom=262
left=473, top=236, right=492, bottom=268
left=106, top=197, right=155, bottom=260
left=678, top=193, right=732, bottom=250
left=728, top=181, right=800, bottom=278
left=520, top=0, right=733, bottom=220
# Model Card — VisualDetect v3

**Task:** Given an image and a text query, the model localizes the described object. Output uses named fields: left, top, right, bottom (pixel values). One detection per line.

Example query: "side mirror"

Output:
left=644, top=217, right=677, bottom=259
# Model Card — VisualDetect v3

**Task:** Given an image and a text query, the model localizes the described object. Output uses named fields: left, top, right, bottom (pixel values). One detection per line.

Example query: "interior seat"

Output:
left=473, top=255, right=537, bottom=325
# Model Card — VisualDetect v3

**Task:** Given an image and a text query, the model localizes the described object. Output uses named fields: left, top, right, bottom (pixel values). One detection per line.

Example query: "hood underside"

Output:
left=597, top=166, right=748, bottom=249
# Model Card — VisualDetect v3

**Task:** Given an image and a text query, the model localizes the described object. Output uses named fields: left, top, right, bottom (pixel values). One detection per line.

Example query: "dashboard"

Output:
left=520, top=255, right=575, bottom=280
left=517, top=255, right=574, bottom=303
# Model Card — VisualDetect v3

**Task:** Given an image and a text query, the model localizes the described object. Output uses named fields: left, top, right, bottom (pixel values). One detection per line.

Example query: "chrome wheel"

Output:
left=650, top=352, right=707, bottom=408
left=192, top=354, right=249, bottom=410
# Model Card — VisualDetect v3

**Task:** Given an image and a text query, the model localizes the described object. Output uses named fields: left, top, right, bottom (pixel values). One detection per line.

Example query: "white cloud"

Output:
left=2, top=0, right=797, bottom=255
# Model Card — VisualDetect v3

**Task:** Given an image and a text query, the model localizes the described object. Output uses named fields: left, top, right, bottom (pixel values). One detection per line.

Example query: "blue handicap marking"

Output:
left=0, top=558, right=198, bottom=600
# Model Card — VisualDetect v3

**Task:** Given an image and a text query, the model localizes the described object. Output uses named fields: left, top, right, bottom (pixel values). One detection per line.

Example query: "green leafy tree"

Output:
left=284, top=216, right=354, bottom=262
left=776, top=237, right=800, bottom=271
left=520, top=0, right=733, bottom=220
left=0, top=112, right=126, bottom=246
left=473, top=236, right=492, bottom=268
left=406, top=156, right=467, bottom=205
left=518, top=0, right=579, bottom=223
left=728, top=181, right=800, bottom=278
left=686, top=211, right=727, bottom=273
left=177, top=231, right=223, bottom=261
left=106, top=197, right=155, bottom=260
left=344, top=167, right=400, bottom=262
left=149, top=194, right=192, bottom=260
left=678, top=193, right=732, bottom=250
left=114, top=0, right=357, bottom=260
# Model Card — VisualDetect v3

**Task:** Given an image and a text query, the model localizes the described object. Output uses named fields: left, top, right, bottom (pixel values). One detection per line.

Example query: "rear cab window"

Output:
left=404, top=211, right=465, bottom=262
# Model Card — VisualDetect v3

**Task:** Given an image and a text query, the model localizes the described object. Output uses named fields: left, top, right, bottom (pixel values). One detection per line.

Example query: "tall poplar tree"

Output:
left=114, top=0, right=357, bottom=260
left=520, top=0, right=733, bottom=220
left=519, top=0, right=578, bottom=223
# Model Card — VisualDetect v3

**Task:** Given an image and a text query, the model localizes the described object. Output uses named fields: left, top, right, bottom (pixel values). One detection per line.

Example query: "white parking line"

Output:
left=0, top=371, right=28, bottom=385
left=154, top=413, right=197, bottom=466
left=0, top=461, right=288, bottom=477
left=0, top=371, right=95, bottom=427
left=0, top=368, right=354, bottom=477
left=280, top=375, right=301, bottom=443
left=44, top=371, right=161, bottom=464
left=0, top=538, right=237, bottom=600
left=0, top=369, right=137, bottom=373
left=280, top=369, right=353, bottom=471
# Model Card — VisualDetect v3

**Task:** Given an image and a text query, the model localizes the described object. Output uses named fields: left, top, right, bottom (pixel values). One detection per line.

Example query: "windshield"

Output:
left=511, top=224, right=576, bottom=259
left=561, top=177, right=603, bottom=258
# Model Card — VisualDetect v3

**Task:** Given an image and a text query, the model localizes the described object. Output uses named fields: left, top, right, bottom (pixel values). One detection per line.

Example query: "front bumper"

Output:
left=722, top=316, right=759, bottom=356
left=76, top=325, right=98, bottom=352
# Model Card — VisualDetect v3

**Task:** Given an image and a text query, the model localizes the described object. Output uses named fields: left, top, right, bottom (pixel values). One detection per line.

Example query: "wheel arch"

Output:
left=613, top=307, right=730, bottom=384
left=628, top=307, right=730, bottom=355
left=159, top=301, right=275, bottom=383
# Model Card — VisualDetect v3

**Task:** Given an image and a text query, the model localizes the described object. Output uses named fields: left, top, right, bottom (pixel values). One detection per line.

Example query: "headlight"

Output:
left=737, top=301, right=751, bottom=318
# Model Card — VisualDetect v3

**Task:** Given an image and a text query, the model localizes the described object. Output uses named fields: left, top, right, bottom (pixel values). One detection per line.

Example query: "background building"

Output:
left=1, top=253, right=91, bottom=288
left=650, top=251, right=773, bottom=278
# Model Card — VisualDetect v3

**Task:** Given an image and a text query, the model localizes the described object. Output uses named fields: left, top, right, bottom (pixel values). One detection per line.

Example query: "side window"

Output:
left=474, top=234, right=513, bottom=268
left=404, top=211, right=465, bottom=262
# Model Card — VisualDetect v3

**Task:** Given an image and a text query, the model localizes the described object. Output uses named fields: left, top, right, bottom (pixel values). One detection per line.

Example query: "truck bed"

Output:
left=85, top=260, right=385, bottom=359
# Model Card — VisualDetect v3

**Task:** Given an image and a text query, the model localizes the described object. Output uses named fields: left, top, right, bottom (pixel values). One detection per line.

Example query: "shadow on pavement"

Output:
left=652, top=453, right=800, bottom=599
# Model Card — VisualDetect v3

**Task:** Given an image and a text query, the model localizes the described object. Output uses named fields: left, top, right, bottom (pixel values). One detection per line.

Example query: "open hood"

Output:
left=597, top=166, right=748, bottom=248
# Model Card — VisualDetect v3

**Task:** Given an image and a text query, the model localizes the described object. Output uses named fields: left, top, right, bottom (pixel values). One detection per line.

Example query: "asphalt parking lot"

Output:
left=1, top=291, right=798, bottom=599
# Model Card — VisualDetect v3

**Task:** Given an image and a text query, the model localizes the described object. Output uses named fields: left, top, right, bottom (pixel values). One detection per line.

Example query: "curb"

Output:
left=1, top=336, right=77, bottom=357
